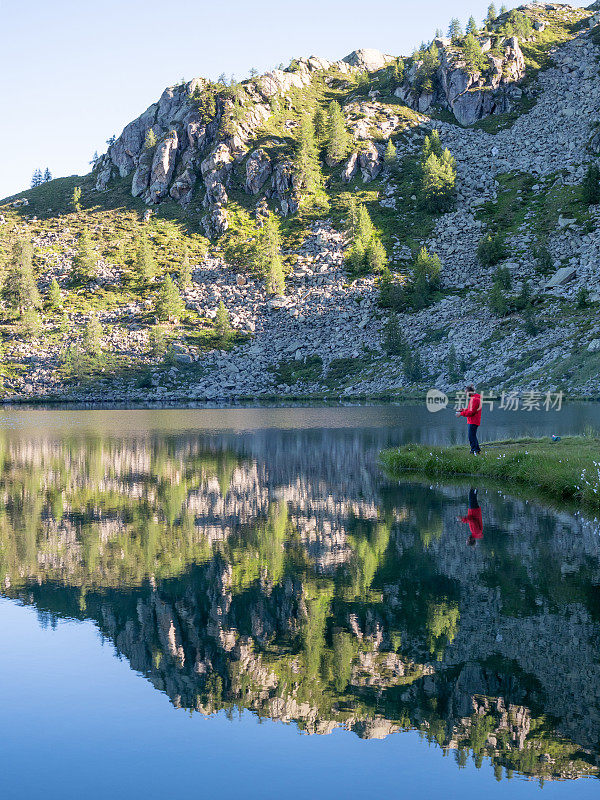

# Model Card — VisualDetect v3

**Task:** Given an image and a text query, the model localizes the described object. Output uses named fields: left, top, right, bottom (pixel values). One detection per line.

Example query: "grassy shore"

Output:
left=380, top=436, right=600, bottom=510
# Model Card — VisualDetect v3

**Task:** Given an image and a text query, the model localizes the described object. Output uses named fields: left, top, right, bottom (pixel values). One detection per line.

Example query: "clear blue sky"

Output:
left=1, top=0, right=516, bottom=198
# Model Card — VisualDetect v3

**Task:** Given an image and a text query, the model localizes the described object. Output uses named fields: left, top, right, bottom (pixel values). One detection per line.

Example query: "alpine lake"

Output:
left=1, top=403, right=600, bottom=799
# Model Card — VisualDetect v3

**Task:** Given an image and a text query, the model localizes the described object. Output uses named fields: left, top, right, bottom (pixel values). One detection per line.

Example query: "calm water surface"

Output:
left=1, top=404, right=599, bottom=799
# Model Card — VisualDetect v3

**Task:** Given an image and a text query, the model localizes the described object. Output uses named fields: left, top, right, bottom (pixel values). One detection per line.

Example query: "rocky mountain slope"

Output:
left=1, top=2, right=600, bottom=402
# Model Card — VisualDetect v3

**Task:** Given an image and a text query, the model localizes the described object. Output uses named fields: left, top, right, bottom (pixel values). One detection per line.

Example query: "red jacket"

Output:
left=461, top=508, right=483, bottom=539
left=460, top=393, right=482, bottom=426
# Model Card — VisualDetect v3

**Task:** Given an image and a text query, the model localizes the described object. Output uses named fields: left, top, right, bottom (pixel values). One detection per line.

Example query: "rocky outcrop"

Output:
left=245, top=148, right=272, bottom=194
left=398, top=34, right=526, bottom=126
left=358, top=142, right=381, bottom=181
left=343, top=48, right=393, bottom=72
left=146, top=131, right=179, bottom=203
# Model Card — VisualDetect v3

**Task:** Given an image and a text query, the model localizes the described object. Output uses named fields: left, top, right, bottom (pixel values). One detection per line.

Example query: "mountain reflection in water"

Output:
left=1, top=423, right=600, bottom=785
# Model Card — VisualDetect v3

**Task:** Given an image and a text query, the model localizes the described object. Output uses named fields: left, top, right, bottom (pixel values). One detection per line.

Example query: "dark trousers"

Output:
left=469, top=488, right=479, bottom=509
left=468, top=424, right=480, bottom=454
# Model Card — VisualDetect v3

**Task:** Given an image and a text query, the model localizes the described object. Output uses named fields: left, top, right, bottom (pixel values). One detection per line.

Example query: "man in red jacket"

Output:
left=456, top=384, right=482, bottom=454
left=458, top=488, right=483, bottom=546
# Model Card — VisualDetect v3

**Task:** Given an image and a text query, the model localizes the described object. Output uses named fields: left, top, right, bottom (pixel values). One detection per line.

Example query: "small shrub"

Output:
left=576, top=287, right=589, bottom=309
left=402, top=347, right=423, bottom=382
left=522, top=305, right=539, bottom=336
left=72, top=186, right=82, bottom=212
left=477, top=233, right=507, bottom=267
left=149, top=325, right=169, bottom=358
left=494, top=265, right=512, bottom=290
left=155, top=274, right=185, bottom=323
left=214, top=301, right=231, bottom=345
left=581, top=164, right=600, bottom=206
left=20, top=309, right=42, bottom=339
left=488, top=281, right=509, bottom=316
left=46, top=278, right=62, bottom=311
left=383, top=313, right=408, bottom=356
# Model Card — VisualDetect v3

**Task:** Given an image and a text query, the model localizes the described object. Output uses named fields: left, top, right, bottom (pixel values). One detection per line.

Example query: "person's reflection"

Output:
left=458, top=488, right=483, bottom=546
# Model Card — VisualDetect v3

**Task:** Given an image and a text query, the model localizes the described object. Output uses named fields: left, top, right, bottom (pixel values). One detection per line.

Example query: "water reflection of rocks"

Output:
left=1, top=430, right=599, bottom=783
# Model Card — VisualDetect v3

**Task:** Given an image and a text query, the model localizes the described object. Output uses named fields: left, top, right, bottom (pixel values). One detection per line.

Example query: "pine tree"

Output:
left=313, top=107, right=327, bottom=143
left=214, top=300, right=231, bottom=343
left=155, top=274, right=185, bottom=323
left=20, top=309, right=42, bottom=339
left=294, top=111, right=323, bottom=196
left=414, top=246, right=442, bottom=288
left=447, top=344, right=460, bottom=381
left=31, top=169, right=43, bottom=188
left=47, top=278, right=62, bottom=311
left=488, top=281, right=508, bottom=316
left=71, top=229, right=96, bottom=285
left=421, top=149, right=456, bottom=212
left=582, top=163, right=600, bottom=205
left=499, top=4, right=507, bottom=14
left=384, top=139, right=397, bottom=168
left=393, top=57, right=404, bottom=84
left=3, top=238, right=41, bottom=314
left=466, top=16, right=478, bottom=35
left=463, top=33, right=485, bottom=71
left=422, top=129, right=443, bottom=159
left=326, top=101, right=350, bottom=164
left=83, top=316, right=103, bottom=360
left=72, top=186, right=82, bottom=212
left=134, top=234, right=156, bottom=284
left=383, top=313, right=407, bottom=356
left=448, top=18, right=463, bottom=42
left=357, top=203, right=375, bottom=244
left=256, top=215, right=285, bottom=295
left=346, top=196, right=360, bottom=239
left=178, top=248, right=192, bottom=289
left=43, top=168, right=52, bottom=182
left=486, top=3, right=497, bottom=26
left=144, top=128, right=157, bottom=150
left=365, top=238, right=387, bottom=273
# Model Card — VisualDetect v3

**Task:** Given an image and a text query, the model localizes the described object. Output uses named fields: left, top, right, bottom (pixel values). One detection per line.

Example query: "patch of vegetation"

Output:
left=381, top=435, right=600, bottom=510
left=269, top=355, right=323, bottom=386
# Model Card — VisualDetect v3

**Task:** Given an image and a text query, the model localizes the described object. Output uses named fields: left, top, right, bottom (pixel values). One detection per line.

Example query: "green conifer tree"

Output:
left=144, top=128, right=157, bottom=150
left=326, top=101, right=350, bottom=164
left=448, top=18, right=463, bottom=42
left=2, top=238, right=41, bottom=314
left=313, top=107, right=328, bottom=143
left=486, top=3, right=497, bottom=26
left=178, top=248, right=192, bottom=289
left=257, top=215, right=285, bottom=295
left=134, top=233, right=156, bottom=285
left=582, top=163, right=600, bottom=205
left=365, top=238, right=387, bottom=273
left=47, top=278, right=62, bottom=311
left=422, top=129, right=443, bottom=159
left=393, top=57, right=405, bottom=84
left=462, top=33, right=485, bottom=71
left=421, top=149, right=456, bottom=212
left=294, top=112, right=323, bottom=197
left=214, top=300, right=231, bottom=344
left=466, top=16, right=479, bottom=35
left=72, top=186, right=82, bottom=212
left=155, top=274, right=185, bottom=323
left=83, top=316, right=103, bottom=360
left=71, top=228, right=96, bottom=285
left=384, top=139, right=397, bottom=168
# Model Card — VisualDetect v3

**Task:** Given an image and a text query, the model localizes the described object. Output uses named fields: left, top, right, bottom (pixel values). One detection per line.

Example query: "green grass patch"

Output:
left=381, top=436, right=600, bottom=510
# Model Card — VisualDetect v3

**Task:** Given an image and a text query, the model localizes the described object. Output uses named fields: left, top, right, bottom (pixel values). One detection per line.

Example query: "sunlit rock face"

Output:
left=1, top=428, right=600, bottom=780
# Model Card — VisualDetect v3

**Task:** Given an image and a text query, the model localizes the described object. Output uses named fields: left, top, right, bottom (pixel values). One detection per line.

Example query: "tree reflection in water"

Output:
left=0, top=429, right=599, bottom=783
